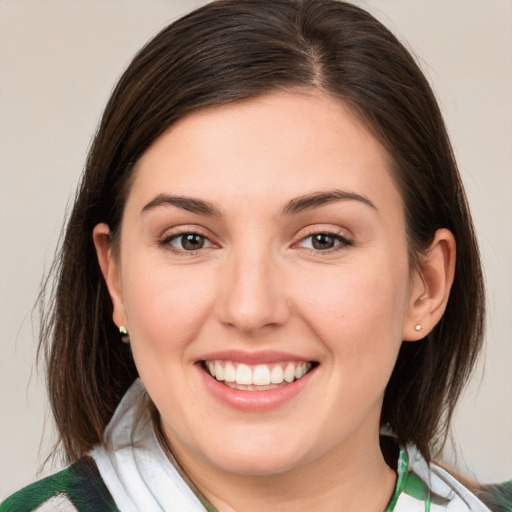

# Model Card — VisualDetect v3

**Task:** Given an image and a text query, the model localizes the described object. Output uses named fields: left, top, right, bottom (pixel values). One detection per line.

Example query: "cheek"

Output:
left=295, top=258, right=410, bottom=361
left=120, top=257, right=216, bottom=365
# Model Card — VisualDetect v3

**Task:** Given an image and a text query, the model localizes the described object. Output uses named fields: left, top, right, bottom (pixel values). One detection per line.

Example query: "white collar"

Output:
left=91, top=379, right=490, bottom=512
left=91, top=379, right=206, bottom=512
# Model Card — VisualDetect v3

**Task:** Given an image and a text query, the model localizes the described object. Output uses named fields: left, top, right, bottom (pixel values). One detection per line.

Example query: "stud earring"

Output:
left=414, top=324, right=423, bottom=332
left=119, top=325, right=130, bottom=343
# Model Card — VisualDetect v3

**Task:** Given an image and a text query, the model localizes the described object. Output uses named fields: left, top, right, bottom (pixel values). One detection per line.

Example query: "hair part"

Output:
left=40, top=0, right=485, bottom=463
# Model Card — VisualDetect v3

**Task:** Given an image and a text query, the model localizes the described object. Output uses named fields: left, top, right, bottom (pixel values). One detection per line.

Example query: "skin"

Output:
left=94, top=92, right=455, bottom=512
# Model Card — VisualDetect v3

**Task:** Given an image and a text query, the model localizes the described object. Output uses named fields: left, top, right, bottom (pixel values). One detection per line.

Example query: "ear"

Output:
left=403, top=228, right=456, bottom=341
left=93, top=223, right=128, bottom=330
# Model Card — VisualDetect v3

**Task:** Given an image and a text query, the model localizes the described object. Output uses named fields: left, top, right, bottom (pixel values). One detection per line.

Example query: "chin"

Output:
left=197, top=433, right=311, bottom=477
left=211, top=452, right=303, bottom=477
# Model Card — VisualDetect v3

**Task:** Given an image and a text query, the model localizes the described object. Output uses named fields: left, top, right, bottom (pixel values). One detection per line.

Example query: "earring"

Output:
left=414, top=324, right=423, bottom=332
left=119, top=325, right=130, bottom=343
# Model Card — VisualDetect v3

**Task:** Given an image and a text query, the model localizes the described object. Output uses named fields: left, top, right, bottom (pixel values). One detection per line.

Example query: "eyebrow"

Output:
left=282, top=189, right=377, bottom=215
left=142, top=194, right=222, bottom=216
left=141, top=189, right=376, bottom=217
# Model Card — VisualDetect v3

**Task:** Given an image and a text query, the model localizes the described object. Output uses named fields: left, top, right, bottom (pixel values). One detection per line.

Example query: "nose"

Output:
left=216, top=248, right=290, bottom=335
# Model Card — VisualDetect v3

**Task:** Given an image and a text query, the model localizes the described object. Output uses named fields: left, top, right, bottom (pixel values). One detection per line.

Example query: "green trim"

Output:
left=425, top=493, right=432, bottom=512
left=200, top=495, right=219, bottom=512
left=0, top=457, right=118, bottom=512
left=404, top=471, right=430, bottom=501
left=385, top=445, right=409, bottom=511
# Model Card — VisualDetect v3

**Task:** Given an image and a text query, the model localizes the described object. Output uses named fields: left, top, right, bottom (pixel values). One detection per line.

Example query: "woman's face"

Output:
left=100, top=92, right=424, bottom=476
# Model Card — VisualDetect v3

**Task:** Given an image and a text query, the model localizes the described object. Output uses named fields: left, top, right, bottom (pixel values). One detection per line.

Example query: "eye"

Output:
left=297, top=232, right=352, bottom=251
left=163, top=232, right=214, bottom=252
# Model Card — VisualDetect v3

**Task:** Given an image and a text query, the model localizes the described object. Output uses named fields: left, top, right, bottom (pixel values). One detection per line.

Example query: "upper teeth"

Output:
left=205, top=360, right=311, bottom=386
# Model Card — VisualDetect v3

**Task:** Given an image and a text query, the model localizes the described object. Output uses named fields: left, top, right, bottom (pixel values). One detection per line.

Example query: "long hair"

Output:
left=39, top=0, right=485, bottom=463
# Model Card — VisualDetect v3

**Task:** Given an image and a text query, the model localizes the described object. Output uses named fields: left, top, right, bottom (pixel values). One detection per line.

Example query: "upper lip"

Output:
left=198, top=350, right=316, bottom=365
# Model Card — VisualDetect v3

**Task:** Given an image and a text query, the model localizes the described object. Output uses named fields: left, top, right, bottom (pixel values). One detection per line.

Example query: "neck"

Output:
left=171, top=430, right=397, bottom=512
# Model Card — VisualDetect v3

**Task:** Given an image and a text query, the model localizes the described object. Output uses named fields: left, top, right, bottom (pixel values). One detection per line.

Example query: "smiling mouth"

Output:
left=201, top=360, right=316, bottom=391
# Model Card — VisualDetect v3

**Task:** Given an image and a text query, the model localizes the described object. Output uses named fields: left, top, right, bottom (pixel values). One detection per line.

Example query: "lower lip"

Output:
left=198, top=364, right=316, bottom=412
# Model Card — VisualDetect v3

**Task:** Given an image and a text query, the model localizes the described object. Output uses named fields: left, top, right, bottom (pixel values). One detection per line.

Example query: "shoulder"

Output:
left=0, top=457, right=118, bottom=512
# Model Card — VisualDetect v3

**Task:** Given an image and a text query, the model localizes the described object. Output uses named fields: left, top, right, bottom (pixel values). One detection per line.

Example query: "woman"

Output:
left=1, top=0, right=510, bottom=511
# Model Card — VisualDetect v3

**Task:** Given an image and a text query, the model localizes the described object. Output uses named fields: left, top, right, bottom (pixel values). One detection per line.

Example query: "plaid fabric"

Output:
left=0, top=457, right=118, bottom=512
left=2, top=449, right=509, bottom=512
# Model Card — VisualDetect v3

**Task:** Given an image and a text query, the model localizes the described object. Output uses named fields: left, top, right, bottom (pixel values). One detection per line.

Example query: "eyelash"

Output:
left=157, top=229, right=354, bottom=255
left=158, top=229, right=214, bottom=255
left=295, top=230, right=354, bottom=254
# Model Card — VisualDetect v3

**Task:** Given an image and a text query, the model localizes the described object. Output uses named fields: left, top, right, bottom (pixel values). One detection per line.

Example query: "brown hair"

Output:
left=39, top=0, right=485, bottom=463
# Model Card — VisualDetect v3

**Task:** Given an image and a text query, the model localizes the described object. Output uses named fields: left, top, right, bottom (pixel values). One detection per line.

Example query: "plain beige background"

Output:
left=1, top=0, right=511, bottom=499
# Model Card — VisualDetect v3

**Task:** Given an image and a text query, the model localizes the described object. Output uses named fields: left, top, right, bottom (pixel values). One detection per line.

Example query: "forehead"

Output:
left=129, top=92, right=402, bottom=219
